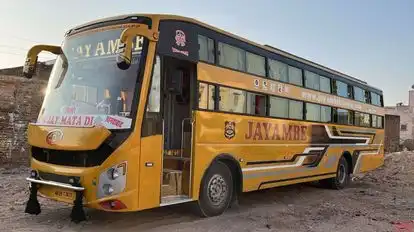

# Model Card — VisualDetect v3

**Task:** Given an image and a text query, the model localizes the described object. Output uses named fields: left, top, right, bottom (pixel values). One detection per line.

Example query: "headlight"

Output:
left=107, top=168, right=120, bottom=180
left=102, top=184, right=114, bottom=195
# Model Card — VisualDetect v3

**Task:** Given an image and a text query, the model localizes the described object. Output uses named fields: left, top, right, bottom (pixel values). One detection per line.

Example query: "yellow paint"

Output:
left=27, top=124, right=111, bottom=151
left=26, top=14, right=385, bottom=214
left=138, top=135, right=162, bottom=209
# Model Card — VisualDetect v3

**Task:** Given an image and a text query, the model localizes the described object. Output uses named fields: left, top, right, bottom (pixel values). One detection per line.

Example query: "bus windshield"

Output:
left=37, top=27, right=146, bottom=129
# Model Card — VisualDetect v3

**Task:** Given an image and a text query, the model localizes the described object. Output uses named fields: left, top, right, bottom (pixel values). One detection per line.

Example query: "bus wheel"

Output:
left=320, top=156, right=350, bottom=189
left=196, top=161, right=233, bottom=217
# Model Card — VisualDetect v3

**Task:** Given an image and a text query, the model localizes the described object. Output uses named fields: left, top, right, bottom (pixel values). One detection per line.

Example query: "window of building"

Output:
left=247, top=93, right=266, bottom=116
left=246, top=52, right=265, bottom=76
left=218, top=42, right=246, bottom=72
left=289, top=100, right=303, bottom=120
left=288, top=66, right=303, bottom=86
left=372, top=115, right=383, bottom=128
left=336, top=80, right=349, bottom=98
left=219, top=87, right=246, bottom=113
left=306, top=103, right=321, bottom=121
left=269, top=96, right=288, bottom=118
left=268, top=59, right=288, bottom=82
left=401, top=124, right=408, bottom=131
left=371, top=92, right=382, bottom=106
left=336, top=108, right=353, bottom=125
left=355, top=112, right=371, bottom=127
left=198, top=35, right=215, bottom=63
left=320, top=76, right=331, bottom=93
left=353, top=86, right=367, bottom=103
left=305, top=71, right=320, bottom=91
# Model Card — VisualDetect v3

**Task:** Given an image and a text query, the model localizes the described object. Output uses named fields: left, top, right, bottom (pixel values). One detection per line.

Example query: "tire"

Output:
left=195, top=161, right=233, bottom=217
left=320, top=156, right=350, bottom=189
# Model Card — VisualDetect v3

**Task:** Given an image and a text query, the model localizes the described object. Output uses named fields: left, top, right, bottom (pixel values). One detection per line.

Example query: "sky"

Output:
left=0, top=0, right=412, bottom=106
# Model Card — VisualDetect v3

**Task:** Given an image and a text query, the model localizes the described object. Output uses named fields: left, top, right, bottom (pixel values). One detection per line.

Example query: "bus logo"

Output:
left=175, top=30, right=186, bottom=47
left=46, top=129, right=64, bottom=145
left=224, top=121, right=236, bottom=139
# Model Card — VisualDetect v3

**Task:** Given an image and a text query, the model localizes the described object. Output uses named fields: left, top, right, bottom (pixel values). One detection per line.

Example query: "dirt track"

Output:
left=1, top=152, right=414, bottom=232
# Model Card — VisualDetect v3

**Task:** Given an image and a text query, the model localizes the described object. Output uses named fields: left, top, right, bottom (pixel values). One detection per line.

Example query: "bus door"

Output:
left=161, top=56, right=195, bottom=205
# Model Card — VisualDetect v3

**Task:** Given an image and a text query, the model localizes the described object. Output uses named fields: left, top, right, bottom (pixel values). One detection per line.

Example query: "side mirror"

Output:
left=116, top=25, right=159, bottom=70
left=23, top=45, right=61, bottom=79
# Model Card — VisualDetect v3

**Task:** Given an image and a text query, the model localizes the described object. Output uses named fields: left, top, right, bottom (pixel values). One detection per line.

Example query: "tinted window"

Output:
left=321, top=106, right=332, bottom=122
left=147, top=55, right=161, bottom=112
left=269, top=96, right=288, bottom=118
left=336, top=108, right=353, bottom=125
left=269, top=59, right=288, bottom=82
left=371, top=92, right=382, bottom=106
left=247, top=93, right=266, bottom=116
left=336, top=81, right=349, bottom=98
left=355, top=112, right=371, bottom=127
left=288, top=66, right=303, bottom=86
left=219, top=87, right=246, bottom=113
left=198, top=35, right=215, bottom=63
left=372, top=115, right=383, bottom=128
left=305, top=71, right=320, bottom=91
left=354, top=86, right=366, bottom=102
left=320, top=76, right=331, bottom=93
left=198, top=83, right=215, bottom=110
left=246, top=52, right=265, bottom=76
left=218, top=42, right=245, bottom=71
left=289, top=100, right=303, bottom=120
left=306, top=103, right=321, bottom=121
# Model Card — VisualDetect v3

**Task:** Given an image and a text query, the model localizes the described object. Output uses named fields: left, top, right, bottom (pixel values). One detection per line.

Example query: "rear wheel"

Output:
left=195, top=161, right=233, bottom=217
left=320, top=156, right=350, bottom=189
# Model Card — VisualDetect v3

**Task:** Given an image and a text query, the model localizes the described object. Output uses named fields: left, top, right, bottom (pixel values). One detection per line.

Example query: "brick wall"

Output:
left=0, top=76, right=46, bottom=165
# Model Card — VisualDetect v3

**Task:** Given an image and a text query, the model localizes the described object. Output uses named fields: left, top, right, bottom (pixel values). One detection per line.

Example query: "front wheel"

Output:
left=320, top=156, right=350, bottom=189
left=195, top=161, right=233, bottom=217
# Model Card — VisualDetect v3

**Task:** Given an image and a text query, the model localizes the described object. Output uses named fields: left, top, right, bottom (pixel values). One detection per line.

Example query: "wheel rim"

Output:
left=207, top=174, right=228, bottom=206
left=338, top=164, right=346, bottom=184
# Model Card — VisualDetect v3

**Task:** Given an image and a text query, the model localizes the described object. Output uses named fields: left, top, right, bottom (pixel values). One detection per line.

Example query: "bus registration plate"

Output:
left=54, top=189, right=75, bottom=201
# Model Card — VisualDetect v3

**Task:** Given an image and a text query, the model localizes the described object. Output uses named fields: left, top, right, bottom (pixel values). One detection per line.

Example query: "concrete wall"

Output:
left=384, top=114, right=400, bottom=153
left=0, top=76, right=46, bottom=165
left=385, top=105, right=414, bottom=141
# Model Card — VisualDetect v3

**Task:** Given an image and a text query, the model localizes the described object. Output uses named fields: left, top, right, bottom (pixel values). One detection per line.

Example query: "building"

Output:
left=385, top=88, right=414, bottom=142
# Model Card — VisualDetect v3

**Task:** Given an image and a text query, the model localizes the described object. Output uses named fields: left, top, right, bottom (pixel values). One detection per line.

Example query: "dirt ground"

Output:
left=1, top=152, right=414, bottom=232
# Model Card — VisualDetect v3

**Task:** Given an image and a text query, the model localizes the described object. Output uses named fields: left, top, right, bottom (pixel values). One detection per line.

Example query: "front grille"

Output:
left=38, top=171, right=78, bottom=184
left=31, top=142, right=114, bottom=167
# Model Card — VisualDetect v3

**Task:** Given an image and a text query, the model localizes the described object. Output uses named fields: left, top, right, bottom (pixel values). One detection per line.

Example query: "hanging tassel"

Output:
left=24, top=183, right=41, bottom=215
left=70, top=190, right=86, bottom=223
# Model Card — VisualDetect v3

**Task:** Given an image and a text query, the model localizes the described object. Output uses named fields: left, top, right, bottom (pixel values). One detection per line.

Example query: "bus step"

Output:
left=160, top=195, right=193, bottom=206
left=162, top=169, right=182, bottom=196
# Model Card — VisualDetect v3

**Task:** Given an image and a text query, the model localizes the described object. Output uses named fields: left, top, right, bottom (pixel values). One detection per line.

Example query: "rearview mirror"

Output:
left=116, top=25, right=159, bottom=70
left=23, top=45, right=61, bottom=79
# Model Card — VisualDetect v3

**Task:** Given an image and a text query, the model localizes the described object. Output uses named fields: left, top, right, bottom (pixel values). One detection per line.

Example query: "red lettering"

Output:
left=301, top=126, right=308, bottom=141
left=271, top=124, right=281, bottom=140
left=61, top=116, right=68, bottom=125
left=262, top=122, right=272, bottom=140
left=283, top=124, right=293, bottom=140
left=253, top=123, right=263, bottom=140
left=294, top=125, right=300, bottom=140
left=75, top=116, right=82, bottom=126
left=105, top=116, right=123, bottom=128
left=245, top=121, right=254, bottom=139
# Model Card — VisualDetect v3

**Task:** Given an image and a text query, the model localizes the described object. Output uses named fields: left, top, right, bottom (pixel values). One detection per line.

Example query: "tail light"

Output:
left=99, top=199, right=127, bottom=210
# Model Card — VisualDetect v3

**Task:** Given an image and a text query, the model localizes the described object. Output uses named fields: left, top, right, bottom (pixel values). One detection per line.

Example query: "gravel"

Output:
left=1, top=152, right=413, bottom=232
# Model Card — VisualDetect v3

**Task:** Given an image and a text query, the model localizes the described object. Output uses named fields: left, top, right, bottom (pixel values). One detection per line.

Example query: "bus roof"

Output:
left=69, top=13, right=383, bottom=94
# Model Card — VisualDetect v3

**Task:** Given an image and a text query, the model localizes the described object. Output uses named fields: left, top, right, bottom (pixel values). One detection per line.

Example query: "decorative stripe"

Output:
left=196, top=143, right=382, bottom=147
left=353, top=144, right=382, bottom=174
left=242, top=147, right=325, bottom=172
left=258, top=172, right=336, bottom=189
left=324, top=125, right=370, bottom=145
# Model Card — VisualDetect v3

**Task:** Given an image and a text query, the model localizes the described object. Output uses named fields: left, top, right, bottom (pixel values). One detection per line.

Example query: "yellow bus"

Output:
left=22, top=14, right=385, bottom=222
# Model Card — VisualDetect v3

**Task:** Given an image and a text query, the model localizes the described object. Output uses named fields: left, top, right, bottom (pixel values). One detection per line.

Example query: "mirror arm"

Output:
left=117, top=25, right=159, bottom=70
left=23, top=45, right=62, bottom=79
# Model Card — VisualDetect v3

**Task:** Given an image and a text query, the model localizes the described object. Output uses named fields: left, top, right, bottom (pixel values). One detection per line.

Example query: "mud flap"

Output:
left=25, top=183, right=41, bottom=215
left=70, top=190, right=86, bottom=223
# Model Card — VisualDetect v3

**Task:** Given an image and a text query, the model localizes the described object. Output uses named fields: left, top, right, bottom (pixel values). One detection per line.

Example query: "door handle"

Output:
left=145, top=162, right=154, bottom=167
